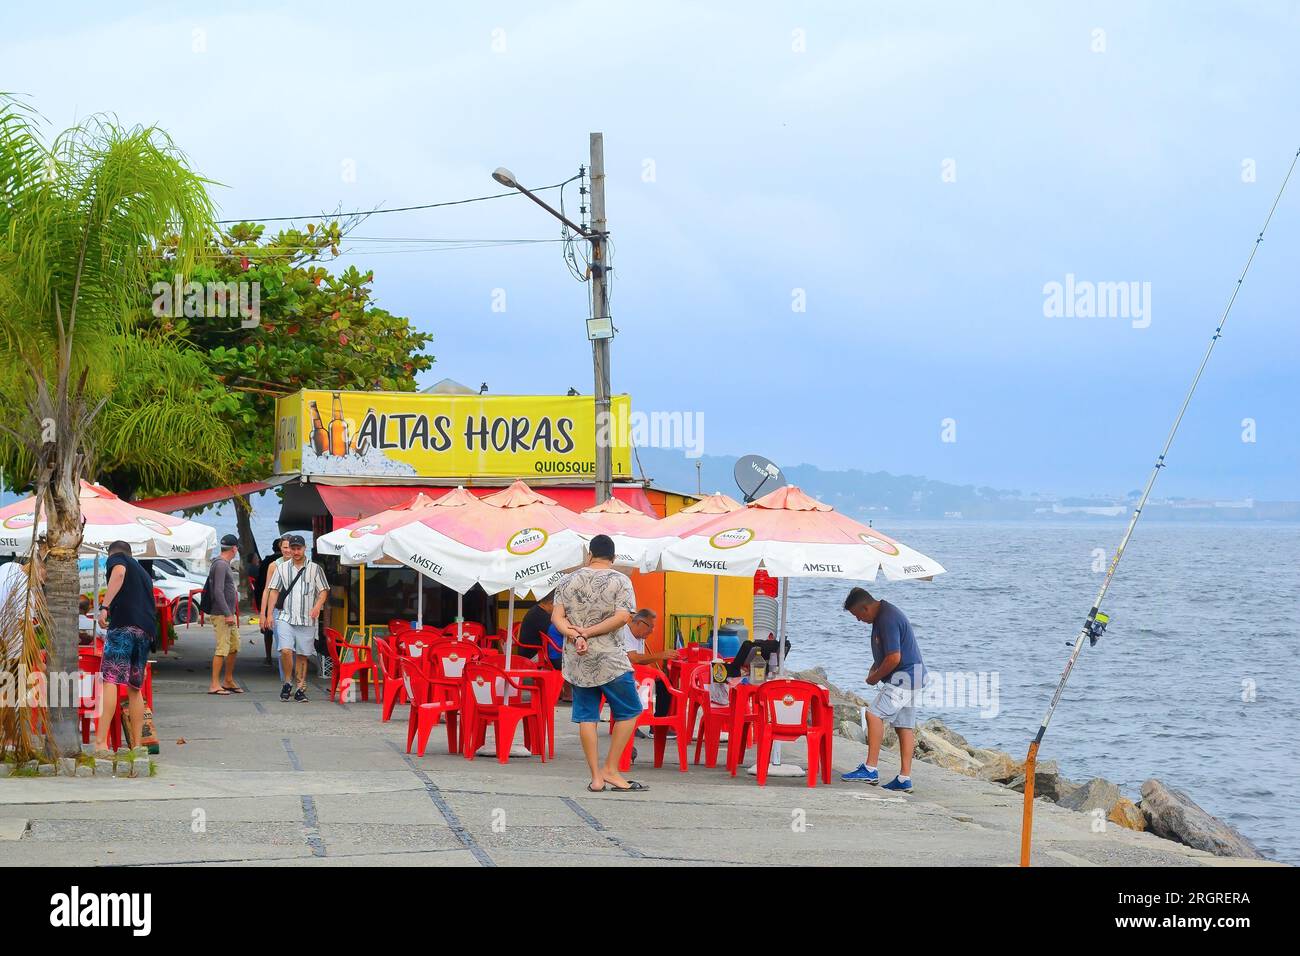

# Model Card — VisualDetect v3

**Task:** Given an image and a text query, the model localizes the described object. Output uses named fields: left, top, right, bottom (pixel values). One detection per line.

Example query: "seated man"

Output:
left=78, top=596, right=96, bottom=645
left=515, top=592, right=554, bottom=660
left=621, top=608, right=675, bottom=722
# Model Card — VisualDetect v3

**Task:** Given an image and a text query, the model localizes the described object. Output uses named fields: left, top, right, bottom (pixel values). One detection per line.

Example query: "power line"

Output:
left=213, top=178, right=575, bottom=226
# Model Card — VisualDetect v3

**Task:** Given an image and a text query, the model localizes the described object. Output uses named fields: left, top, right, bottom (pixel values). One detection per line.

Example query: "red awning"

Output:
left=318, top=484, right=656, bottom=527
left=135, top=478, right=289, bottom=514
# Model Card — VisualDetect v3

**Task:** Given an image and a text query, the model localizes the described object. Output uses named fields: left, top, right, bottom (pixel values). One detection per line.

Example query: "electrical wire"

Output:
left=213, top=178, right=574, bottom=225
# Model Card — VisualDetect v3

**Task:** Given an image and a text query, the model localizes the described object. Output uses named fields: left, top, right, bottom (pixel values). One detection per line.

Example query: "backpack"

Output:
left=198, top=560, right=220, bottom=615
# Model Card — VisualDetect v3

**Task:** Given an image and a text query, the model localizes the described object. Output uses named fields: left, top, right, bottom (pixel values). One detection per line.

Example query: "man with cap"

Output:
left=205, top=534, right=244, bottom=695
left=262, top=533, right=329, bottom=702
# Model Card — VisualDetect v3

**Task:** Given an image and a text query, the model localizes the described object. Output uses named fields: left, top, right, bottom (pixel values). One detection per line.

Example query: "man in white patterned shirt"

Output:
left=553, top=534, right=645, bottom=793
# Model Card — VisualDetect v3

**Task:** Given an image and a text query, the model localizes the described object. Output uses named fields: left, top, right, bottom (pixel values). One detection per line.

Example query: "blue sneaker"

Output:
left=882, top=775, right=913, bottom=793
left=841, top=763, right=879, bottom=784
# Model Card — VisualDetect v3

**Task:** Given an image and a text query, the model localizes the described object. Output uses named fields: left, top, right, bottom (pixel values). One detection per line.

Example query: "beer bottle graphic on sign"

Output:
left=329, top=392, right=350, bottom=457
left=308, top=401, right=329, bottom=455
left=354, top=407, right=378, bottom=455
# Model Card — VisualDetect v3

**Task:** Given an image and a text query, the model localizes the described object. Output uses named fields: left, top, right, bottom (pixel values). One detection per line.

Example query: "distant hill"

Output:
left=632, top=448, right=1035, bottom=519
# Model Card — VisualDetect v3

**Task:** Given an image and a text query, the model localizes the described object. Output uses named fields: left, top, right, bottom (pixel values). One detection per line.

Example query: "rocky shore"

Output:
left=789, top=666, right=1268, bottom=862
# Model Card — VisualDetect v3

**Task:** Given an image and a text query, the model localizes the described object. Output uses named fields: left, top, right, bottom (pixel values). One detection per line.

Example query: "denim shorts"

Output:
left=101, top=626, right=150, bottom=690
left=570, top=671, right=643, bottom=724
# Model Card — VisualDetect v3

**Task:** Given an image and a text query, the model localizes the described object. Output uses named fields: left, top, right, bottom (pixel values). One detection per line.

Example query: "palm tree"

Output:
left=0, top=94, right=225, bottom=756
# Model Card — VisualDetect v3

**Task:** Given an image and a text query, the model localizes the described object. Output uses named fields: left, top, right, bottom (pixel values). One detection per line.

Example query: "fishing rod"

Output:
left=1019, top=146, right=1300, bottom=867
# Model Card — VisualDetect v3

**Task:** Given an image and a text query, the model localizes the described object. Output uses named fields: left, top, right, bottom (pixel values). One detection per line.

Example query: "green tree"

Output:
left=0, top=95, right=233, bottom=756
left=142, top=221, right=434, bottom=559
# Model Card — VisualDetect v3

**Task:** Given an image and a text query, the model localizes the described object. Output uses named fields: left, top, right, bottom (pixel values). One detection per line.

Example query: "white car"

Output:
left=149, top=565, right=203, bottom=622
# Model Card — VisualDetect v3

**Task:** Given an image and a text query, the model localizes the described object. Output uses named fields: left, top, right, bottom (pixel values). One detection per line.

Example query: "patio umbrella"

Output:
left=0, top=480, right=217, bottom=560
left=654, top=491, right=744, bottom=655
left=384, top=479, right=603, bottom=665
left=579, top=496, right=673, bottom=572
left=316, top=490, right=451, bottom=629
left=0, top=481, right=218, bottom=640
left=660, top=484, right=945, bottom=774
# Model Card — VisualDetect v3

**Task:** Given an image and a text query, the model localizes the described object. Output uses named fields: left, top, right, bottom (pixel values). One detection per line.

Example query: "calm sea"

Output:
left=177, top=501, right=1300, bottom=865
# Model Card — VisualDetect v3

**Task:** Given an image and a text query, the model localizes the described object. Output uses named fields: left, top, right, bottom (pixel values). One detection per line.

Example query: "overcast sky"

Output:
left=7, top=0, right=1299, bottom=499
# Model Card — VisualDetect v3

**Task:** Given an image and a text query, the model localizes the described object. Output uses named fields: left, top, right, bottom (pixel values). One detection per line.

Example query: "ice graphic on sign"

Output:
left=301, top=444, right=418, bottom=478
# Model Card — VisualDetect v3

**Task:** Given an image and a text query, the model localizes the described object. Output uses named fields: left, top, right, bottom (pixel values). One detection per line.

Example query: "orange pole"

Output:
left=1018, top=740, right=1039, bottom=866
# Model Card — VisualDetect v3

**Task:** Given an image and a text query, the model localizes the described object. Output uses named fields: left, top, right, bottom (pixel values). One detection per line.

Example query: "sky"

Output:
left=5, top=0, right=1299, bottom=500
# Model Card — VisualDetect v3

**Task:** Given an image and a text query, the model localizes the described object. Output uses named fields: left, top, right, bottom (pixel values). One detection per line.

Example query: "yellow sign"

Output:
left=273, top=390, right=632, bottom=480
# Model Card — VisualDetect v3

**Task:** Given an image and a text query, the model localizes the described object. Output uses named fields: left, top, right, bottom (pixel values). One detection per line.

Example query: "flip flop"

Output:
left=607, top=780, right=649, bottom=793
left=586, top=783, right=609, bottom=792
left=207, top=689, right=232, bottom=696
left=221, top=685, right=245, bottom=693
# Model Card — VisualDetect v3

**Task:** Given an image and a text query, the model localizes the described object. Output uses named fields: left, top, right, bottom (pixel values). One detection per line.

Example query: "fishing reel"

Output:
left=1084, top=610, right=1110, bottom=647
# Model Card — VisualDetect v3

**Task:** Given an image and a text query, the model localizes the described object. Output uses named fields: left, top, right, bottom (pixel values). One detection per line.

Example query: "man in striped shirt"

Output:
left=261, top=534, right=329, bottom=702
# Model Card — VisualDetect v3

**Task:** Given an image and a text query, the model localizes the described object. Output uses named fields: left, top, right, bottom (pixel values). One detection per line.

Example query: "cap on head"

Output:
left=220, top=533, right=240, bottom=548
left=589, top=534, right=615, bottom=561
left=286, top=534, right=306, bottom=547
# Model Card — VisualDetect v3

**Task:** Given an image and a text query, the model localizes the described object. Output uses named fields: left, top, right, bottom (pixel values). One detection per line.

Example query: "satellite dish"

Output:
left=734, top=454, right=786, bottom=503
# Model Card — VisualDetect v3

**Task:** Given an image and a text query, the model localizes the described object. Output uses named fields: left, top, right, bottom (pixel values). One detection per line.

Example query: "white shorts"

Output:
left=274, top=620, right=318, bottom=657
left=867, top=681, right=917, bottom=730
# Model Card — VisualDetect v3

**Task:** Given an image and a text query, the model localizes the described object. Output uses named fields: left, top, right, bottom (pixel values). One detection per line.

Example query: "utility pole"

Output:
left=589, top=132, right=612, bottom=505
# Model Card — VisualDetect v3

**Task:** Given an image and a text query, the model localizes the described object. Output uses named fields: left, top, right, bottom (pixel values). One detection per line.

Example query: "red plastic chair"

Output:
left=370, top=636, right=408, bottom=721
left=388, top=618, right=412, bottom=634
left=425, top=641, right=480, bottom=704
left=77, top=654, right=122, bottom=749
left=753, top=679, right=833, bottom=787
left=502, top=657, right=563, bottom=758
left=727, top=683, right=763, bottom=776
left=399, top=652, right=462, bottom=757
left=612, top=665, right=691, bottom=773
left=685, top=663, right=735, bottom=768
left=462, top=662, right=545, bottom=764
left=442, top=621, right=487, bottom=643
left=325, top=627, right=376, bottom=703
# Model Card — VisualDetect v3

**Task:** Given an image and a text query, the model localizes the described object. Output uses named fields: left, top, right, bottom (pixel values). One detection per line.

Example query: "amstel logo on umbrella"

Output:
left=2, top=512, right=36, bottom=530
left=859, top=531, right=900, bottom=556
left=349, top=523, right=380, bottom=539
left=506, top=527, right=548, bottom=556
left=135, top=516, right=172, bottom=537
left=708, top=527, right=754, bottom=550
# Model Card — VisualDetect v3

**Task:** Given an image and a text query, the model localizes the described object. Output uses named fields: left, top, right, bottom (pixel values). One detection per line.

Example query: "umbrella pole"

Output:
left=711, top=576, right=719, bottom=658
left=505, top=590, right=515, bottom=669
left=417, top=576, right=423, bottom=629
left=359, top=563, right=367, bottom=637
left=457, top=591, right=463, bottom=640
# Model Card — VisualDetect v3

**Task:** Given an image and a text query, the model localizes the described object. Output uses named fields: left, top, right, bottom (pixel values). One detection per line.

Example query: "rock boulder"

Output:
left=1058, top=777, right=1121, bottom=815
left=1108, top=798, right=1146, bottom=831
left=1139, top=779, right=1264, bottom=859
left=1006, top=760, right=1078, bottom=803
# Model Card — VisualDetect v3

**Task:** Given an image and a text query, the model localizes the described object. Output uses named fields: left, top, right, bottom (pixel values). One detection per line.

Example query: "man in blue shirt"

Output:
left=839, top=587, right=925, bottom=792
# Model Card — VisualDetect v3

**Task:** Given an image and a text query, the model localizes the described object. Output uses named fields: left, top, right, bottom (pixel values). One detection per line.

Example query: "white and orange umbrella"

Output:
left=0, top=480, right=216, bottom=560
left=383, top=480, right=602, bottom=641
left=662, top=485, right=945, bottom=775
left=317, top=489, right=483, bottom=629
left=579, top=496, right=672, bottom=572
left=660, top=485, right=945, bottom=583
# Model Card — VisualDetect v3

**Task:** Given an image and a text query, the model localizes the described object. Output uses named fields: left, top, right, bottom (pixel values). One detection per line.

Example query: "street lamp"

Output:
left=493, top=133, right=613, bottom=504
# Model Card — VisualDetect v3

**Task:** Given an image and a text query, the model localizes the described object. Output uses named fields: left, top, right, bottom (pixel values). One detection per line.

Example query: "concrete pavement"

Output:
left=0, top=624, right=1275, bottom=867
